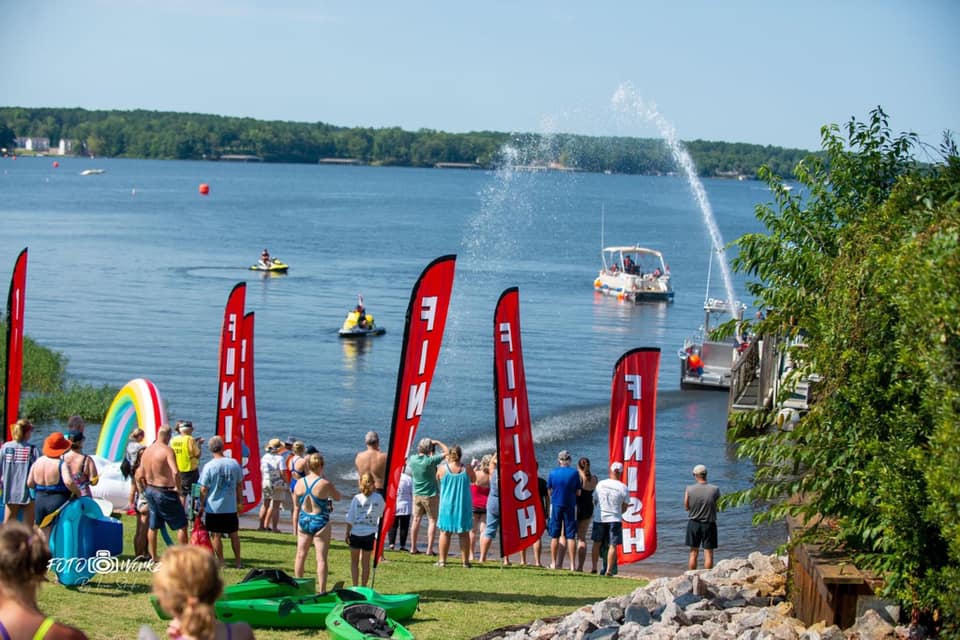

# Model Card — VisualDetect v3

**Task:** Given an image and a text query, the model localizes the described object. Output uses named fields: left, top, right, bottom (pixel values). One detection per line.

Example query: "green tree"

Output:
left=727, top=109, right=960, bottom=630
left=0, top=122, right=14, bottom=151
left=0, top=106, right=811, bottom=175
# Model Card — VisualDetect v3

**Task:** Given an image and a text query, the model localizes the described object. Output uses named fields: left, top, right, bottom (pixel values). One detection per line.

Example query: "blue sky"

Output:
left=1, top=1, right=956, bottom=151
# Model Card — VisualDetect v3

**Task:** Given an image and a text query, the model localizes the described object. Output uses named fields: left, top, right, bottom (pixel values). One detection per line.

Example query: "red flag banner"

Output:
left=376, top=255, right=457, bottom=564
left=493, top=287, right=544, bottom=557
left=608, top=347, right=660, bottom=564
left=4, top=248, right=28, bottom=441
left=216, top=283, right=247, bottom=463
left=238, top=311, right=261, bottom=513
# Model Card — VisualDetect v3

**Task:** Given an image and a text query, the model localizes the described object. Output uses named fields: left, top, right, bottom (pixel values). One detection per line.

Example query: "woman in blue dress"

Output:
left=436, top=445, right=476, bottom=568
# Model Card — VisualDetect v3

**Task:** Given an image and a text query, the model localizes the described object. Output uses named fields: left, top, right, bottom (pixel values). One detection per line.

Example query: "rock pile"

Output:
left=483, top=552, right=914, bottom=640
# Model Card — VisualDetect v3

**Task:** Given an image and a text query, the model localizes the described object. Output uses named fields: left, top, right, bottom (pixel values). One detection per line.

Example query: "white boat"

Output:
left=80, top=169, right=105, bottom=176
left=593, top=246, right=673, bottom=302
left=678, top=297, right=747, bottom=390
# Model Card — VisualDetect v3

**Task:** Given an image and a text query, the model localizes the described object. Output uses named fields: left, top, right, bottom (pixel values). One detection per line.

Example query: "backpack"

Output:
left=122, top=447, right=145, bottom=480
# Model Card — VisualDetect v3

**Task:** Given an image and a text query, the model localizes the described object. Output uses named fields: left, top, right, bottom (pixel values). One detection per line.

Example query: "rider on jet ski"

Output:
left=355, top=295, right=369, bottom=328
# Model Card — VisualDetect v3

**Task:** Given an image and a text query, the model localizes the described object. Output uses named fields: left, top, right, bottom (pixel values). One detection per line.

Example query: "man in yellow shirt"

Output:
left=170, top=420, right=202, bottom=508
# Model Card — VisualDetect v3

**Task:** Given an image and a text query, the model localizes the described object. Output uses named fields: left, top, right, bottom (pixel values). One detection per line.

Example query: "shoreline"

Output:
left=236, top=510, right=681, bottom=581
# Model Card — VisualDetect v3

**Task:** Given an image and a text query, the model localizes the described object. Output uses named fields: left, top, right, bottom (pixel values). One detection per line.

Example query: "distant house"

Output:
left=57, top=139, right=75, bottom=155
left=14, top=137, right=51, bottom=152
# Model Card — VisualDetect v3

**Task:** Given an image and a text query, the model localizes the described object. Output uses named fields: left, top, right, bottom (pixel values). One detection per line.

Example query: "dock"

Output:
left=728, top=333, right=814, bottom=423
left=434, top=162, right=482, bottom=170
left=218, top=154, right=263, bottom=162
left=318, top=157, right=364, bottom=165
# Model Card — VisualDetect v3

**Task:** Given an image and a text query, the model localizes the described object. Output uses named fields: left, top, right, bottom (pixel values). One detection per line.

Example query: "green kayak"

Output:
left=150, top=569, right=316, bottom=620
left=213, top=586, right=419, bottom=629
left=325, top=602, right=415, bottom=640
left=223, top=569, right=315, bottom=601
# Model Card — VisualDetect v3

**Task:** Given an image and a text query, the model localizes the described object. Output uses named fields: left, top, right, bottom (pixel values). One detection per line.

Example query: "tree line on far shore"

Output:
left=0, top=106, right=809, bottom=179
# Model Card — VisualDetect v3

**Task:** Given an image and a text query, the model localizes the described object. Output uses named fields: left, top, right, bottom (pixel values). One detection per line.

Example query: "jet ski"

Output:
left=339, top=295, right=385, bottom=338
left=249, top=258, right=289, bottom=273
left=339, top=311, right=385, bottom=337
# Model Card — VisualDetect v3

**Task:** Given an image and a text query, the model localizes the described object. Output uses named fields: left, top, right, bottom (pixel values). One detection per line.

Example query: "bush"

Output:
left=1, top=322, right=118, bottom=423
left=726, top=109, right=960, bottom=629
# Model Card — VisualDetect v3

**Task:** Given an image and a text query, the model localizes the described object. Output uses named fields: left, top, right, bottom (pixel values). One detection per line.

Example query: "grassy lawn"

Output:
left=39, top=517, right=643, bottom=639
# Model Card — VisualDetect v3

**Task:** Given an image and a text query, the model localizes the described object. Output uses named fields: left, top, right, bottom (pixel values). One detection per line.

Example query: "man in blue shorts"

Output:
left=685, top=463, right=720, bottom=570
left=136, top=425, right=188, bottom=560
left=591, top=462, right=629, bottom=575
left=547, top=450, right=581, bottom=570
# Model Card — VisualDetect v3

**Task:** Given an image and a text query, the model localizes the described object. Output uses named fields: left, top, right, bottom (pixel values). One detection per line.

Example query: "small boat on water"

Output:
left=249, top=258, right=289, bottom=273
left=594, top=246, right=673, bottom=302
left=80, top=169, right=105, bottom=176
left=678, top=297, right=747, bottom=390
left=339, top=295, right=385, bottom=337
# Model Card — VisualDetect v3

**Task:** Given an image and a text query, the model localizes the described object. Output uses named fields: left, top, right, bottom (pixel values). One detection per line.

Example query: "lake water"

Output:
left=0, top=155, right=784, bottom=573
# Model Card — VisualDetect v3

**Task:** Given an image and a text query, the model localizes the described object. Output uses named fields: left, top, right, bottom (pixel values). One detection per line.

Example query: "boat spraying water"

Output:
left=611, top=83, right=739, bottom=316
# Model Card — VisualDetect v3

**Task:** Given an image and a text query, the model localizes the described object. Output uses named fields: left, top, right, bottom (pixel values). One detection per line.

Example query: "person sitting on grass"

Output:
left=145, top=545, right=254, bottom=640
left=0, top=520, right=88, bottom=640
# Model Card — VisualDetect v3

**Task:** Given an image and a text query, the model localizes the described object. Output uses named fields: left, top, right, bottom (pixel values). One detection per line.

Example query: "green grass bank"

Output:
left=38, top=518, right=643, bottom=640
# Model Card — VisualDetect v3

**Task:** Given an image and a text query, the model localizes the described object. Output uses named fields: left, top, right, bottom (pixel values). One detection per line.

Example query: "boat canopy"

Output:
left=602, top=246, right=665, bottom=258
left=600, top=246, right=668, bottom=273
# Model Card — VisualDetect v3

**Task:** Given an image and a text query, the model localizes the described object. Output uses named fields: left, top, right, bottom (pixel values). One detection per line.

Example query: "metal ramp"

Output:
left=727, top=334, right=814, bottom=424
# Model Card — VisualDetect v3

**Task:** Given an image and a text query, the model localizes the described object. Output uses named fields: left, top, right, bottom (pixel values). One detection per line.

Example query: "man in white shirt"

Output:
left=590, top=462, right=629, bottom=576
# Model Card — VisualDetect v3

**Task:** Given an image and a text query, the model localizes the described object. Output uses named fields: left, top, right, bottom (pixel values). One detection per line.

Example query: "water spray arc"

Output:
left=611, top=84, right=739, bottom=316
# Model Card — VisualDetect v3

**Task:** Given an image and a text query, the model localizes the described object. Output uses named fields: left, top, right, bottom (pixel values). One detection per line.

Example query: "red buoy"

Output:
left=52, top=161, right=60, bottom=168
left=199, top=183, right=210, bottom=195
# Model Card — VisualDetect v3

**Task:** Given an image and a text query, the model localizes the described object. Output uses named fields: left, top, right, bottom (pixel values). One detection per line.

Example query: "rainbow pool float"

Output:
left=95, top=378, right=167, bottom=462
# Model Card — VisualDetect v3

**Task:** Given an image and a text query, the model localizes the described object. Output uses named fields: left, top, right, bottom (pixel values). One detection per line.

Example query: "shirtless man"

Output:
left=136, top=425, right=188, bottom=560
left=354, top=431, right=387, bottom=496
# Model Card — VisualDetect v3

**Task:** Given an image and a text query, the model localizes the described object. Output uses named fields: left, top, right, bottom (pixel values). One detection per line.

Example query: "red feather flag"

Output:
left=216, top=283, right=247, bottom=463
left=238, top=311, right=261, bottom=513
left=375, top=255, right=457, bottom=564
left=608, top=347, right=660, bottom=564
left=493, top=287, right=544, bottom=557
left=4, top=248, right=28, bottom=441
